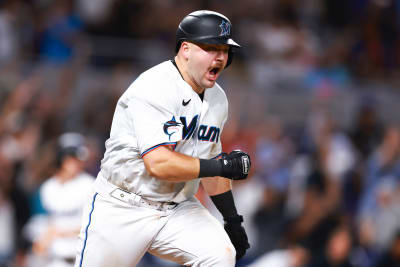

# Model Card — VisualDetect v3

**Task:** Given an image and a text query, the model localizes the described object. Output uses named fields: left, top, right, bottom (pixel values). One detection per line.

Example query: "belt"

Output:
left=110, top=188, right=177, bottom=211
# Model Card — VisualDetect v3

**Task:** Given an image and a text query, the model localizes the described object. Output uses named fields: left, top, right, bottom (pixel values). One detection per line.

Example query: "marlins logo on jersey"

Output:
left=164, top=115, right=221, bottom=143
left=163, top=116, right=182, bottom=141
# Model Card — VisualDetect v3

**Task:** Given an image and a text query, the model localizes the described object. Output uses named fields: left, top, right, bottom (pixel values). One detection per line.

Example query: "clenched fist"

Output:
left=219, top=150, right=251, bottom=180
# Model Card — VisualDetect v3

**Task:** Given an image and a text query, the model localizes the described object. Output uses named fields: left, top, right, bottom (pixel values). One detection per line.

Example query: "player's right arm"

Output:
left=143, top=146, right=200, bottom=182
left=142, top=146, right=251, bottom=182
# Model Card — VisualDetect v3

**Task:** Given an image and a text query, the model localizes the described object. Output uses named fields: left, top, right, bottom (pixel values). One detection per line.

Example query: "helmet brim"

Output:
left=189, top=36, right=241, bottom=48
left=226, top=38, right=241, bottom=48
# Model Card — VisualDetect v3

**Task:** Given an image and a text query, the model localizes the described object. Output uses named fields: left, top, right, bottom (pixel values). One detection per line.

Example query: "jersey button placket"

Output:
left=195, top=98, right=209, bottom=157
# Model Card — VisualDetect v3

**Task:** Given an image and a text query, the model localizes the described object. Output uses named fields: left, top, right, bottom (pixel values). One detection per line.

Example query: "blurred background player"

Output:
left=23, top=133, right=94, bottom=267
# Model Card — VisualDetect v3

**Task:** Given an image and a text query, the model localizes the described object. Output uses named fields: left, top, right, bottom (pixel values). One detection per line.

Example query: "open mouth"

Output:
left=210, top=67, right=220, bottom=75
left=208, top=67, right=221, bottom=79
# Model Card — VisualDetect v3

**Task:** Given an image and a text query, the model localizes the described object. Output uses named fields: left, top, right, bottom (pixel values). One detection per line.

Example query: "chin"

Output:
left=203, top=80, right=216, bottom=89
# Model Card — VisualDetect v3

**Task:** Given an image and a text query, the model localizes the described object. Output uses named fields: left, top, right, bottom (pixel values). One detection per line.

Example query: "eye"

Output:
left=203, top=45, right=218, bottom=52
left=221, top=47, right=229, bottom=54
left=203, top=45, right=229, bottom=53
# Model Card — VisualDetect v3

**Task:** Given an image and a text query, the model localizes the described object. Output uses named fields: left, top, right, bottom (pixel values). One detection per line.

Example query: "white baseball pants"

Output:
left=74, top=190, right=236, bottom=267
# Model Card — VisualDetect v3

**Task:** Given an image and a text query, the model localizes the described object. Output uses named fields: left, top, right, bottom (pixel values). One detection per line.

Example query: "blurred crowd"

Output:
left=1, top=0, right=400, bottom=267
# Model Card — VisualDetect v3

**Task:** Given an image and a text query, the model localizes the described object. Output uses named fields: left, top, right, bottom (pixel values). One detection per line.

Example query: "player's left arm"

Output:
left=201, top=89, right=250, bottom=260
left=201, top=176, right=231, bottom=196
left=201, top=177, right=250, bottom=260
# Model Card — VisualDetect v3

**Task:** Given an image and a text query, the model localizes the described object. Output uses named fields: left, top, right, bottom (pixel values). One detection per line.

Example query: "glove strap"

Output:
left=224, top=215, right=244, bottom=224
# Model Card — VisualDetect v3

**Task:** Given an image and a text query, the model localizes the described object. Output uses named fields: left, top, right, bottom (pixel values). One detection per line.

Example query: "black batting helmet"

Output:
left=55, top=132, right=89, bottom=167
left=176, top=10, right=241, bottom=68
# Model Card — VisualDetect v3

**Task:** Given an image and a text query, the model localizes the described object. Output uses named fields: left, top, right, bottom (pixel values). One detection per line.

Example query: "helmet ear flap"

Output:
left=175, top=41, right=182, bottom=53
left=225, top=47, right=234, bottom=69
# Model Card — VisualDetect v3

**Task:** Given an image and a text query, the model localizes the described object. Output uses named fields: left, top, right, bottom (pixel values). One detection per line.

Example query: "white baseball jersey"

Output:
left=96, top=60, right=228, bottom=203
left=27, top=172, right=94, bottom=263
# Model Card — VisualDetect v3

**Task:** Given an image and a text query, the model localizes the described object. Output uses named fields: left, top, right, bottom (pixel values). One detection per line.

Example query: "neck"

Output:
left=174, top=56, right=205, bottom=94
left=55, top=169, right=78, bottom=183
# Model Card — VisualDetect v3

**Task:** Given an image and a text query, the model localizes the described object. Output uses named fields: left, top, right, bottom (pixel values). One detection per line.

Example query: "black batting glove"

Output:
left=219, top=150, right=251, bottom=180
left=224, top=215, right=250, bottom=260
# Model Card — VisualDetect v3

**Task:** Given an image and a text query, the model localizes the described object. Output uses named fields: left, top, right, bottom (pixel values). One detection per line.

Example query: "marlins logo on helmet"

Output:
left=219, top=20, right=231, bottom=36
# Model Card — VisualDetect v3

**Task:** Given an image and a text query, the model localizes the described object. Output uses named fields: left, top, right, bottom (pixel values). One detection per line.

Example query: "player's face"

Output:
left=62, top=156, right=84, bottom=177
left=187, top=42, right=229, bottom=90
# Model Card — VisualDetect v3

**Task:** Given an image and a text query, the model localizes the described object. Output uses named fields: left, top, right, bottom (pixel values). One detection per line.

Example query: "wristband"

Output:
left=198, top=159, right=222, bottom=178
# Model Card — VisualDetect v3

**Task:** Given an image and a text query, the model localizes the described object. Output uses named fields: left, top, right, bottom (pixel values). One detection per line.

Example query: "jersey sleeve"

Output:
left=128, top=91, right=183, bottom=157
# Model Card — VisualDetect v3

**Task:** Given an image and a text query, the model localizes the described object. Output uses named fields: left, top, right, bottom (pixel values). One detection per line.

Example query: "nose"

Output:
left=216, top=50, right=228, bottom=63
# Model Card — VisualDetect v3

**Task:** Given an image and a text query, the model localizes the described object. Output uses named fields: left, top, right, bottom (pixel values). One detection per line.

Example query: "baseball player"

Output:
left=25, top=133, right=94, bottom=267
left=75, top=10, right=251, bottom=267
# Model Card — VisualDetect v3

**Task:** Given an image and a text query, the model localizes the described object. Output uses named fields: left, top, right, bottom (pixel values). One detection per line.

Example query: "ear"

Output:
left=180, top=41, right=191, bottom=60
